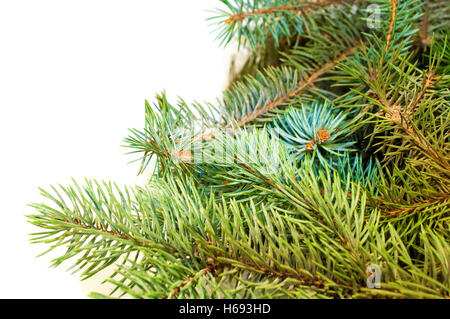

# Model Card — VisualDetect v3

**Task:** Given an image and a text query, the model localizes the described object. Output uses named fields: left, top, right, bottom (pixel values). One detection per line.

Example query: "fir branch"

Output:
left=212, top=0, right=358, bottom=49
left=423, top=0, right=450, bottom=42
left=237, top=44, right=360, bottom=127
left=224, top=0, right=351, bottom=24
left=184, top=41, right=360, bottom=144
left=28, top=0, right=450, bottom=299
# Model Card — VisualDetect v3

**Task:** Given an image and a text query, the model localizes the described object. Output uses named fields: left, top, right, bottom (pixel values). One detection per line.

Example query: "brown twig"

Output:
left=385, top=0, right=398, bottom=52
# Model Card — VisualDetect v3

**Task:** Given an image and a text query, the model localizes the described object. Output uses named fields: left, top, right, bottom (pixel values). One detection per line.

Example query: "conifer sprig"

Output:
left=210, top=0, right=358, bottom=49
left=27, top=0, right=450, bottom=299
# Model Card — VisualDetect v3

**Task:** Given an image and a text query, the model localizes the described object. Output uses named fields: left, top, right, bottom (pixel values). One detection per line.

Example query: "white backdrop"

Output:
left=0, top=0, right=233, bottom=298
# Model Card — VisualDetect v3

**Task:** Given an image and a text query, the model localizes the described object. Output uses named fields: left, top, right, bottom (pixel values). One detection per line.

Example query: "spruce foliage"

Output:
left=28, top=0, right=449, bottom=299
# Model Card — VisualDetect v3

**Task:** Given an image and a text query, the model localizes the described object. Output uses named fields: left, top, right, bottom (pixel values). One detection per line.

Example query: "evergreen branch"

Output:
left=184, top=40, right=361, bottom=144
left=129, top=10, right=364, bottom=157
left=237, top=44, right=360, bottom=127
left=28, top=172, right=450, bottom=298
left=423, top=0, right=450, bottom=42
left=124, top=94, right=220, bottom=176
left=211, top=0, right=358, bottom=49
left=28, top=0, right=450, bottom=299
left=218, top=8, right=365, bottom=129
left=224, top=0, right=351, bottom=24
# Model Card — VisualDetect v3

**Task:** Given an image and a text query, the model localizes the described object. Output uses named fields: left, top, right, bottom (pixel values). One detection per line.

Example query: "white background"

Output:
left=0, top=0, right=233, bottom=298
